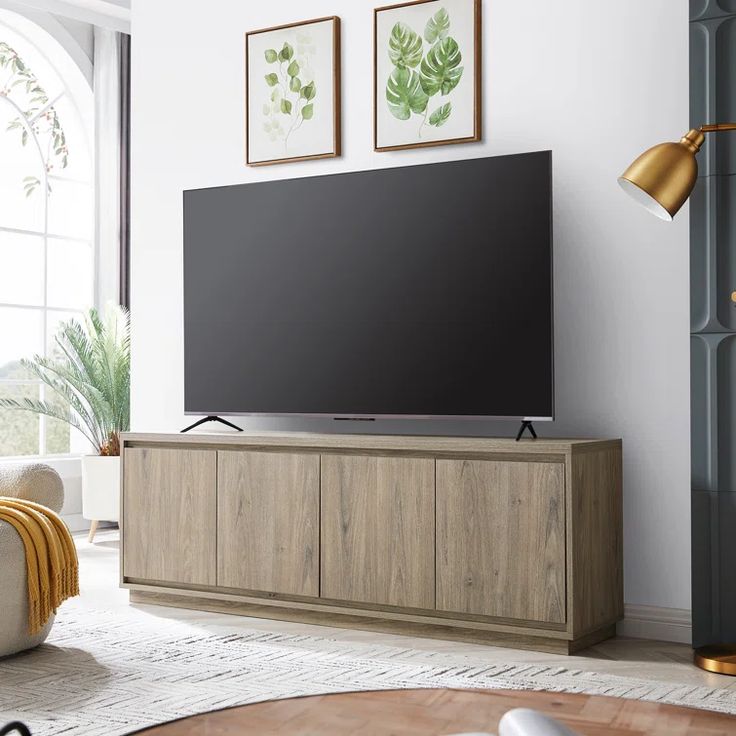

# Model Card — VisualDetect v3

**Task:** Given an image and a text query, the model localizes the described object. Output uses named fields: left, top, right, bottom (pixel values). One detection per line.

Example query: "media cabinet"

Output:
left=120, top=431, right=623, bottom=654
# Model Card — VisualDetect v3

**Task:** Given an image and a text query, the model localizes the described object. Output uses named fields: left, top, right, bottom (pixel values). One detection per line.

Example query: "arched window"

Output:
left=0, top=11, right=93, bottom=457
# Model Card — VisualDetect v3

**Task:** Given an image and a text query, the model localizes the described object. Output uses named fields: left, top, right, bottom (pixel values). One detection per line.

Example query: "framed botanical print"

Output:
left=374, top=0, right=480, bottom=152
left=246, top=16, right=340, bottom=166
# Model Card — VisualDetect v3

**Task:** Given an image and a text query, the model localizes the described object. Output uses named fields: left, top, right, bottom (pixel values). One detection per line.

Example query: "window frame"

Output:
left=0, top=19, right=94, bottom=461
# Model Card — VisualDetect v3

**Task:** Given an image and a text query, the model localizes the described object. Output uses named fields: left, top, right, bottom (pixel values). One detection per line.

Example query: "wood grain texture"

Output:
left=123, top=447, right=216, bottom=585
left=321, top=454, right=435, bottom=609
left=134, top=688, right=736, bottom=736
left=569, top=445, right=624, bottom=636
left=217, top=450, right=319, bottom=596
left=123, top=431, right=617, bottom=456
left=437, top=459, right=566, bottom=624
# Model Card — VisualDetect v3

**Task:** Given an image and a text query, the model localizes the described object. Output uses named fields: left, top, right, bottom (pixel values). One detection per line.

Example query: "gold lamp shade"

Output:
left=618, top=129, right=704, bottom=220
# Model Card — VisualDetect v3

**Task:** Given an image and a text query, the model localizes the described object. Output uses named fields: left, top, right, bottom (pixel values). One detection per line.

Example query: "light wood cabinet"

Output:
left=321, top=454, right=434, bottom=609
left=217, top=450, right=319, bottom=597
left=122, top=447, right=216, bottom=585
left=121, top=432, right=623, bottom=654
left=436, top=459, right=565, bottom=624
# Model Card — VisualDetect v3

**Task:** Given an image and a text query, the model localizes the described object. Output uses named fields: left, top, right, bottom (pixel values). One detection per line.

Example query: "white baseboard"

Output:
left=617, top=604, right=692, bottom=644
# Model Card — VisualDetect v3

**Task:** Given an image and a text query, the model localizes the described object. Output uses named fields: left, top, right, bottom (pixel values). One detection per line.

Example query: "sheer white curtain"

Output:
left=94, top=26, right=121, bottom=307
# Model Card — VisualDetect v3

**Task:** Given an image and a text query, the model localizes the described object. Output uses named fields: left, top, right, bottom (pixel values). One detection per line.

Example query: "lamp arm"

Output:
left=700, top=123, right=736, bottom=133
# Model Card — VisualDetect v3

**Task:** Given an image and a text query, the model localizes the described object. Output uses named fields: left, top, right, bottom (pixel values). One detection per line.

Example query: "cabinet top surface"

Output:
left=122, top=431, right=620, bottom=455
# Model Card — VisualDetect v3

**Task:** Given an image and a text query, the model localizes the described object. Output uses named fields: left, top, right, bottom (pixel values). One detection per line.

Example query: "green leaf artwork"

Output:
left=383, top=7, right=465, bottom=137
left=278, top=42, right=293, bottom=62
left=260, top=31, right=318, bottom=150
left=388, top=22, right=423, bottom=68
left=420, top=36, right=463, bottom=96
left=424, top=7, right=450, bottom=44
left=428, top=101, right=452, bottom=127
left=386, top=67, right=428, bottom=120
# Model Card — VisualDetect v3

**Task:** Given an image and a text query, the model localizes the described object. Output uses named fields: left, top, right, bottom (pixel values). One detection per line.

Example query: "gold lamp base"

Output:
left=694, top=644, right=736, bottom=675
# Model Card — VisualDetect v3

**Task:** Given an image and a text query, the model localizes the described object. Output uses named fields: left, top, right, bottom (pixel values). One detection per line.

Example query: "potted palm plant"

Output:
left=0, top=304, right=130, bottom=541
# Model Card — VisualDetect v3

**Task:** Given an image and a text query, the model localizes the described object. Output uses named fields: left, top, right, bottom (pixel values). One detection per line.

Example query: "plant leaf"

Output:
left=424, top=7, right=450, bottom=43
left=287, top=59, right=299, bottom=77
left=386, top=66, right=428, bottom=120
left=264, top=72, right=279, bottom=87
left=264, top=49, right=278, bottom=63
left=279, top=42, right=293, bottom=62
left=428, top=101, right=452, bottom=126
left=290, top=75, right=301, bottom=92
left=388, top=22, right=423, bottom=68
left=420, top=36, right=463, bottom=96
left=302, top=103, right=314, bottom=120
left=300, top=81, right=316, bottom=100
left=280, top=98, right=292, bottom=115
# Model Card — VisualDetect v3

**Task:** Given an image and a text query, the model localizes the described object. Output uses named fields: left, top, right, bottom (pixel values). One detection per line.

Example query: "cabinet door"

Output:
left=123, top=447, right=216, bottom=585
left=437, top=459, right=565, bottom=624
left=321, top=454, right=434, bottom=609
left=217, top=450, right=319, bottom=597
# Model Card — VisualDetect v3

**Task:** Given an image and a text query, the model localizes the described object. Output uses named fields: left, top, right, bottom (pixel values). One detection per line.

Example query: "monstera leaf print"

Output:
left=383, top=6, right=465, bottom=136
left=420, top=36, right=463, bottom=96
left=424, top=7, right=450, bottom=44
left=388, top=22, right=423, bottom=68
left=386, top=66, right=429, bottom=120
left=428, top=101, right=452, bottom=127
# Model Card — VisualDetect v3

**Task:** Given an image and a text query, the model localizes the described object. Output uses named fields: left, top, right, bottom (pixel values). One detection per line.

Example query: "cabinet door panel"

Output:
left=217, top=450, right=319, bottom=596
left=123, top=447, right=216, bottom=585
left=437, top=459, right=565, bottom=624
left=321, top=454, right=434, bottom=609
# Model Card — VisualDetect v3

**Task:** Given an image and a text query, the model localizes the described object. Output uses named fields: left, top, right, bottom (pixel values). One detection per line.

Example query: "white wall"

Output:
left=130, top=0, right=691, bottom=613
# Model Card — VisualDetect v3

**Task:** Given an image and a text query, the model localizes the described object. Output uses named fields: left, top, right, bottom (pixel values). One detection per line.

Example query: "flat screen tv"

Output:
left=183, top=151, right=553, bottom=421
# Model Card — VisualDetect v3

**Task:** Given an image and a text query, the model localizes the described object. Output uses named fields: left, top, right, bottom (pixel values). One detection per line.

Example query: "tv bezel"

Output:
left=183, top=152, right=555, bottom=423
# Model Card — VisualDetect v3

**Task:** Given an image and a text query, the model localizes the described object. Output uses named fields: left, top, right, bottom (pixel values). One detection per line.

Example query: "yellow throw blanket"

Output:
left=0, top=497, right=79, bottom=634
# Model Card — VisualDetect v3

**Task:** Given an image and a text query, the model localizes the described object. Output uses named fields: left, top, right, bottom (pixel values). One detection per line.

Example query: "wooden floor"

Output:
left=134, top=688, right=736, bottom=735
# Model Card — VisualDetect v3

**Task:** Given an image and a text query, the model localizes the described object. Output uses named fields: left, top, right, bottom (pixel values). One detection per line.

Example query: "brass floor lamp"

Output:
left=619, top=124, right=736, bottom=675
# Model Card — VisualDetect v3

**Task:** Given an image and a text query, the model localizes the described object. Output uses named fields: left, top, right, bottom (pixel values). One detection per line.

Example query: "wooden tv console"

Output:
left=120, top=431, right=623, bottom=654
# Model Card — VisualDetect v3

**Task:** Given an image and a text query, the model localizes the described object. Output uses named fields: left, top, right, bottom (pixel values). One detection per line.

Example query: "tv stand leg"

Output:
left=515, top=420, right=537, bottom=442
left=180, top=416, right=243, bottom=433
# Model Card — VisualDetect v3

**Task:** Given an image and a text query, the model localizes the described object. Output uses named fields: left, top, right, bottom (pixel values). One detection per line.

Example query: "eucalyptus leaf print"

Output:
left=386, top=67, right=428, bottom=120
left=419, top=36, right=463, bottom=96
left=260, top=34, right=318, bottom=152
left=383, top=6, right=464, bottom=137
left=388, top=22, right=423, bottom=68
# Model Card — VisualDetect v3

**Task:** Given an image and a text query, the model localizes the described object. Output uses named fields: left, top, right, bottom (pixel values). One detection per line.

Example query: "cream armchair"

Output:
left=0, top=463, right=65, bottom=658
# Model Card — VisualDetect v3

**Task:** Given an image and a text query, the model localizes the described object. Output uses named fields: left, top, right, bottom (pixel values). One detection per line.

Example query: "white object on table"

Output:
left=499, top=708, right=579, bottom=736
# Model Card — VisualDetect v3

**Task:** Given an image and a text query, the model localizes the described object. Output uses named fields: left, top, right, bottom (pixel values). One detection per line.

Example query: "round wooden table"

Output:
left=134, top=688, right=736, bottom=735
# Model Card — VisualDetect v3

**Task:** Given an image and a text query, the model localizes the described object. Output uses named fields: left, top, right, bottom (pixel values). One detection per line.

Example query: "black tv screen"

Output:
left=184, top=151, right=553, bottom=419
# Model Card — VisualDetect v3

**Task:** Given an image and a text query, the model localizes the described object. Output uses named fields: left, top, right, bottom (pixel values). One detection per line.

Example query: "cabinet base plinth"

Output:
left=128, top=589, right=616, bottom=655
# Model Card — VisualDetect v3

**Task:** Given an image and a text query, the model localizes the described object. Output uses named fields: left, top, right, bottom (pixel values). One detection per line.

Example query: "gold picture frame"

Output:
left=373, top=0, right=481, bottom=152
left=246, top=16, right=341, bottom=166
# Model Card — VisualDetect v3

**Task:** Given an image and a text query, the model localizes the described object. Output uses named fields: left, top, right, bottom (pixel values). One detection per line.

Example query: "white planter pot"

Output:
left=81, top=455, right=120, bottom=522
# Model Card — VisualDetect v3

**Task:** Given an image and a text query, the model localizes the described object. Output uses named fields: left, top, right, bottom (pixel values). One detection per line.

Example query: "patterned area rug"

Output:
left=2, top=607, right=736, bottom=736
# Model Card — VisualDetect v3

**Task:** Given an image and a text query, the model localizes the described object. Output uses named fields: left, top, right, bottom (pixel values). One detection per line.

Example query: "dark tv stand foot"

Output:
left=180, top=416, right=243, bottom=433
left=515, top=420, right=537, bottom=442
